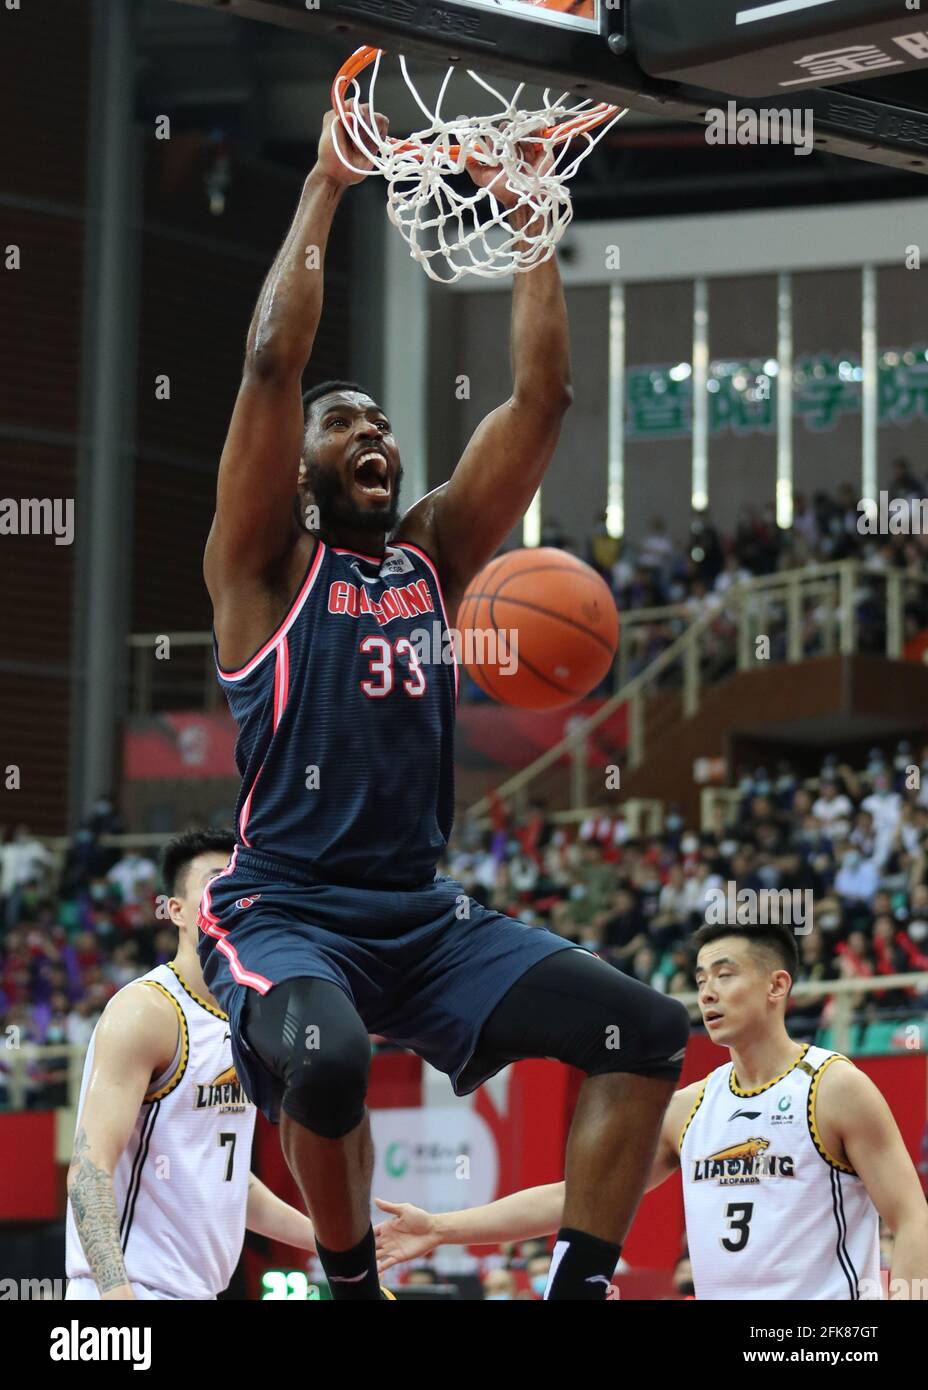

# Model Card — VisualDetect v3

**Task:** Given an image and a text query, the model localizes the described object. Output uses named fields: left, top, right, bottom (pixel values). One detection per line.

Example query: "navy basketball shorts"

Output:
left=197, top=846, right=575, bottom=1121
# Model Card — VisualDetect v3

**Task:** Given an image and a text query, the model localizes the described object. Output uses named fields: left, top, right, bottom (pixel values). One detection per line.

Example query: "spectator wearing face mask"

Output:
left=849, top=809, right=878, bottom=861
left=596, top=886, right=648, bottom=966
left=509, top=852, right=539, bottom=897
left=834, top=842, right=880, bottom=904
left=1, top=826, right=52, bottom=929
left=631, top=860, right=664, bottom=927
left=630, top=944, right=661, bottom=990
left=862, top=771, right=903, bottom=866
left=652, top=864, right=688, bottom=944
left=65, top=995, right=101, bottom=1049
left=869, top=916, right=923, bottom=1009
left=787, top=932, right=836, bottom=1037
left=482, top=1268, right=517, bottom=1301
left=892, top=800, right=923, bottom=860
left=812, top=778, right=854, bottom=842
left=773, top=761, right=799, bottom=810
left=106, top=849, right=158, bottom=906
left=795, top=812, right=826, bottom=857
left=907, top=883, right=928, bottom=936
left=525, top=1252, right=552, bottom=1300
left=826, top=931, right=876, bottom=1034
left=877, top=913, right=928, bottom=973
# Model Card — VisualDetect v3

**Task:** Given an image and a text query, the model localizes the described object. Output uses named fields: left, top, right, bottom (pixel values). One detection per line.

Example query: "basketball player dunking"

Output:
left=375, top=923, right=928, bottom=1300
left=197, top=103, right=689, bottom=1301
left=65, top=831, right=317, bottom=1301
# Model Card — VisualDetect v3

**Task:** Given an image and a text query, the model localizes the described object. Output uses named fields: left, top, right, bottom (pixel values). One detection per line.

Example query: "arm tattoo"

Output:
left=68, top=1126, right=130, bottom=1295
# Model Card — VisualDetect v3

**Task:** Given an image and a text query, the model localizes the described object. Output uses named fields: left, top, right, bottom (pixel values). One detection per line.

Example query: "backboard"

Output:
left=172, top=0, right=928, bottom=173
left=631, top=0, right=928, bottom=97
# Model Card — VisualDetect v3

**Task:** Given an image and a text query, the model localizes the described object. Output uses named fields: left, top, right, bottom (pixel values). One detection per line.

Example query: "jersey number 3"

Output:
left=360, top=636, right=426, bottom=698
left=721, top=1201, right=754, bottom=1252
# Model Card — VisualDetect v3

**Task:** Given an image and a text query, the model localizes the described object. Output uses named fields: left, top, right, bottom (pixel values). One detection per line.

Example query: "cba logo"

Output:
left=772, top=1094, right=795, bottom=1125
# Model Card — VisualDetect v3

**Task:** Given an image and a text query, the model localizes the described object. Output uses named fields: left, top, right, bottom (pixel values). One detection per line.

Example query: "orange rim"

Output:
left=331, top=45, right=622, bottom=163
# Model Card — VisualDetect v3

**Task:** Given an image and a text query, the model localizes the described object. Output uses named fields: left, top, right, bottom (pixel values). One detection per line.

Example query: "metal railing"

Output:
left=467, top=559, right=928, bottom=817
left=126, top=560, right=928, bottom=719
left=4, top=972, right=925, bottom=1112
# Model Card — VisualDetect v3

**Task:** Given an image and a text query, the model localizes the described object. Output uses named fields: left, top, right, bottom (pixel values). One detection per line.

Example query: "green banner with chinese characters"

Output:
left=626, top=347, right=928, bottom=440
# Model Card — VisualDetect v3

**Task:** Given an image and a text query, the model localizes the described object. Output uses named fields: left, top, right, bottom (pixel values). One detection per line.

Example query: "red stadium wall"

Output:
left=3, top=1048, right=923, bottom=1286
left=0, top=1112, right=59, bottom=1221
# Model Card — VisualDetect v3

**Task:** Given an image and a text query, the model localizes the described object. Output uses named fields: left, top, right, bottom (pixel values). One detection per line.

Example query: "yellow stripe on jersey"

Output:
left=807, top=1053, right=856, bottom=1175
left=728, top=1042, right=811, bottom=1097
left=167, top=960, right=228, bottom=1021
left=139, top=981, right=190, bottom=1101
left=678, top=1079, right=708, bottom=1154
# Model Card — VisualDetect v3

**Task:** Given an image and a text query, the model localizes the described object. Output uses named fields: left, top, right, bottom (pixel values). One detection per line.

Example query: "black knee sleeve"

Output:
left=472, top=949, right=691, bottom=1085
left=242, top=978, right=371, bottom=1139
left=605, top=985, right=690, bottom=1083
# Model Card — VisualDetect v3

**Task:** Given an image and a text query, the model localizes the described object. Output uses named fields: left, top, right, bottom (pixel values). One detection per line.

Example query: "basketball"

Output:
left=457, top=548, right=619, bottom=710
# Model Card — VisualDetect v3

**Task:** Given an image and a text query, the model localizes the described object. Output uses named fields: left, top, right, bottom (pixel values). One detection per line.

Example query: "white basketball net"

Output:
left=333, top=49, right=627, bottom=283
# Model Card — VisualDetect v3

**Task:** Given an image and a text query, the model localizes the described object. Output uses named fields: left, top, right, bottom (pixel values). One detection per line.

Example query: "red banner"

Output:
left=123, top=701, right=628, bottom=782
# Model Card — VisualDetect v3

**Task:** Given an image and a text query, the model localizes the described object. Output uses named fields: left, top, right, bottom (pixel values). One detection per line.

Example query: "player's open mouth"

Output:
left=705, top=1012, right=723, bottom=1026
left=353, top=451, right=390, bottom=499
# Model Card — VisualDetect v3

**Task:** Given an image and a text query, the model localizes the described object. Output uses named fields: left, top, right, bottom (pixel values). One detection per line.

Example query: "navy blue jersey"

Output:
left=216, top=540, right=458, bottom=888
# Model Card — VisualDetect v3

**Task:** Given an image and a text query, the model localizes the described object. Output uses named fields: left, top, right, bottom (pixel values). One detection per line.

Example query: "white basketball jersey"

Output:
left=65, top=962, right=255, bottom=1300
left=679, top=1044, right=880, bottom=1301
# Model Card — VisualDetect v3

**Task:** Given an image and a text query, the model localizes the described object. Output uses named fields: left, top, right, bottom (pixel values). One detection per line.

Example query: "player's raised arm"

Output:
left=399, top=157, right=572, bottom=605
left=204, top=106, right=384, bottom=599
left=66, top=987, right=179, bottom=1299
left=373, top=1185, right=565, bottom=1273
left=245, top=1173, right=316, bottom=1251
left=823, top=1061, right=928, bottom=1295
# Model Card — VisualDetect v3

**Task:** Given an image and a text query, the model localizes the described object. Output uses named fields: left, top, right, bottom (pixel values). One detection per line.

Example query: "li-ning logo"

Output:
left=728, top=1109, right=762, bottom=1121
left=234, top=895, right=261, bottom=910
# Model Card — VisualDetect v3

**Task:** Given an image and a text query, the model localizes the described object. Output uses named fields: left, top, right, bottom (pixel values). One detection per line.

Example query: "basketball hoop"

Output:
left=331, top=46, right=626, bottom=283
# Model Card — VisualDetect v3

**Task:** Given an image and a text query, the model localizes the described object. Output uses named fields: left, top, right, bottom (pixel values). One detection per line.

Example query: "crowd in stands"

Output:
left=440, top=742, right=928, bottom=1045
left=0, top=798, right=170, bottom=1107
left=512, top=459, right=928, bottom=696
left=4, top=742, right=928, bottom=1107
left=566, top=457, right=928, bottom=608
